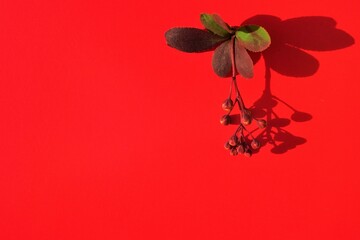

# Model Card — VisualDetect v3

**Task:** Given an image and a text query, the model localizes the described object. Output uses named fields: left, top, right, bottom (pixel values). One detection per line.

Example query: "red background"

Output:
left=1, top=1, right=359, bottom=239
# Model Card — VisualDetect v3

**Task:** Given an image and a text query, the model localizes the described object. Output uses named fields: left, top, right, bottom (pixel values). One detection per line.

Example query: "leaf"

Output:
left=212, top=40, right=232, bottom=77
left=236, top=25, right=271, bottom=52
left=165, top=27, right=227, bottom=53
left=200, top=13, right=232, bottom=37
left=212, top=15, right=234, bottom=33
left=235, top=39, right=254, bottom=78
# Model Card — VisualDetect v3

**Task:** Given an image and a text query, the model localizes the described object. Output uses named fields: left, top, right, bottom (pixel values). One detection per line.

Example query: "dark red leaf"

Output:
left=165, top=27, right=228, bottom=53
left=212, top=40, right=232, bottom=77
left=235, top=39, right=254, bottom=79
left=212, top=14, right=233, bottom=33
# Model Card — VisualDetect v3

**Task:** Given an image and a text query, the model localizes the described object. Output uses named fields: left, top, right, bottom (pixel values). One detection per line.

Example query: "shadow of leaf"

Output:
left=291, top=111, right=313, bottom=122
left=243, top=15, right=354, bottom=77
left=238, top=15, right=354, bottom=154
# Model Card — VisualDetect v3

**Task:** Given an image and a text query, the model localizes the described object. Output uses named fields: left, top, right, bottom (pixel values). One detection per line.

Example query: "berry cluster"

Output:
left=165, top=13, right=272, bottom=157
left=220, top=77, right=267, bottom=157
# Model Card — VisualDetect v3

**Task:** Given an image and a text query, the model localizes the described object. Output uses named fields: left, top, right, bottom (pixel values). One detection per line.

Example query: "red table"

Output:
left=1, top=1, right=359, bottom=239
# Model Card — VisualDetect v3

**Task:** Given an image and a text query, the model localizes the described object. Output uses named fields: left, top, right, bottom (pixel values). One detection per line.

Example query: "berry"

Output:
left=222, top=98, right=233, bottom=111
left=224, top=141, right=231, bottom=150
left=230, top=148, right=238, bottom=156
left=236, top=144, right=245, bottom=154
left=251, top=139, right=260, bottom=149
left=241, top=110, right=252, bottom=125
left=220, top=115, right=230, bottom=125
left=244, top=148, right=252, bottom=157
left=257, top=119, right=267, bottom=129
left=229, top=135, right=238, bottom=146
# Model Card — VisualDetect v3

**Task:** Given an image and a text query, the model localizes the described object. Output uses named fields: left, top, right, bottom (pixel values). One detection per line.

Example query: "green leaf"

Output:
left=235, top=25, right=271, bottom=52
left=212, top=40, right=232, bottom=77
left=200, top=13, right=232, bottom=37
left=235, top=39, right=254, bottom=78
left=165, top=28, right=228, bottom=53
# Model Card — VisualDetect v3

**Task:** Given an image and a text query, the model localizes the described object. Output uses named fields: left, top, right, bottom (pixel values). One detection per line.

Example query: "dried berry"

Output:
left=244, top=148, right=252, bottom=157
left=222, top=98, right=233, bottom=111
left=241, top=112, right=252, bottom=125
left=220, top=115, right=230, bottom=125
left=230, top=148, right=238, bottom=156
left=236, top=144, right=245, bottom=154
left=251, top=139, right=261, bottom=149
left=229, top=135, right=238, bottom=146
left=224, top=141, right=231, bottom=150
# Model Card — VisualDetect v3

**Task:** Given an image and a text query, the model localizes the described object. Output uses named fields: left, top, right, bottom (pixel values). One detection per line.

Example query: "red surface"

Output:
left=1, top=1, right=360, bottom=239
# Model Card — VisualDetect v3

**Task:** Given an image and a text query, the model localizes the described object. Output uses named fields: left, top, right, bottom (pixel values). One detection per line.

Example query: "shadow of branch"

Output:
left=231, top=15, right=354, bottom=155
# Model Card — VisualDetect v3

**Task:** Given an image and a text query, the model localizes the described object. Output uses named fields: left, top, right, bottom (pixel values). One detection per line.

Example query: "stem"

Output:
left=230, top=36, right=246, bottom=112
left=242, top=126, right=255, bottom=139
left=233, top=79, right=245, bottom=112
left=230, top=36, right=236, bottom=79
left=235, top=125, right=242, bottom=135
